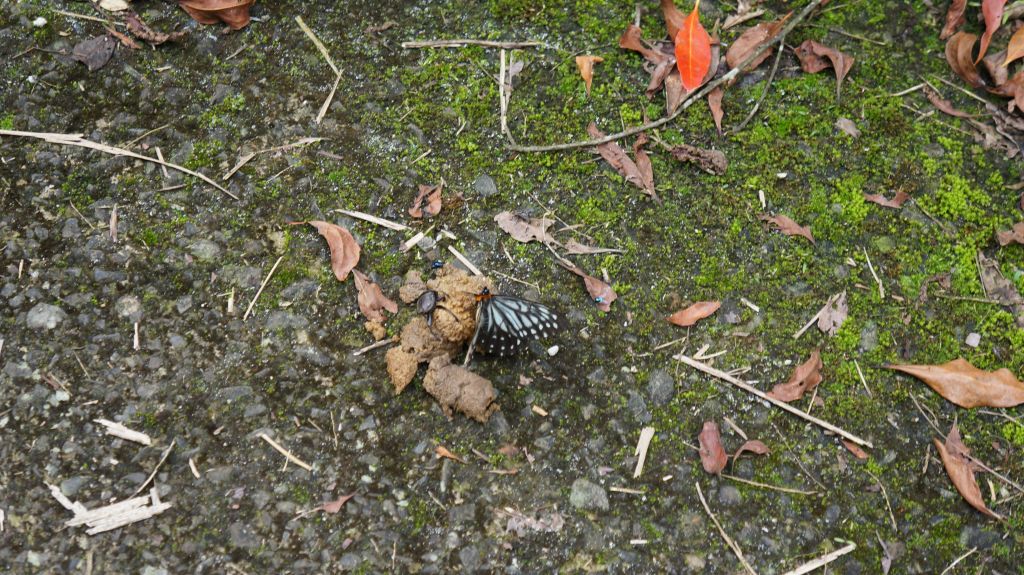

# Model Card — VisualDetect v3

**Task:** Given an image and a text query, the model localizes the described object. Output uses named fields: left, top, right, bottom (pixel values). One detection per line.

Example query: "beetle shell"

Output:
left=416, top=290, right=439, bottom=315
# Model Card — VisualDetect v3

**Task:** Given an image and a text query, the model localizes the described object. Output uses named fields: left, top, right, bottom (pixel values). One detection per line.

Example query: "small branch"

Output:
left=258, top=433, right=313, bottom=472
left=939, top=547, right=977, bottom=575
left=243, top=255, right=283, bottom=321
left=402, top=39, right=543, bottom=49
left=864, top=469, right=897, bottom=531
left=447, top=245, right=483, bottom=276
left=676, top=354, right=873, bottom=447
left=508, top=0, right=825, bottom=152
left=695, top=482, right=758, bottom=575
left=295, top=16, right=339, bottom=75
left=854, top=359, right=873, bottom=398
left=780, top=543, right=857, bottom=575
left=0, top=130, right=236, bottom=199
left=94, top=418, right=152, bottom=446
left=862, top=246, right=884, bottom=299
left=352, top=337, right=397, bottom=356
left=721, top=473, right=818, bottom=496
left=333, top=209, right=409, bottom=231
left=130, top=441, right=175, bottom=498
left=729, top=33, right=787, bottom=134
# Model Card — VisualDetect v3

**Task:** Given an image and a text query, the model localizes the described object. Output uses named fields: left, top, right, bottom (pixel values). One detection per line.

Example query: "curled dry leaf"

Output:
left=934, top=424, right=1002, bottom=519
left=315, top=493, right=356, bottom=514
left=587, top=123, right=655, bottom=197
left=125, top=11, right=187, bottom=45
left=669, top=143, right=727, bottom=174
left=725, top=14, right=790, bottom=71
left=816, top=291, right=847, bottom=336
left=409, top=183, right=442, bottom=218
left=493, top=211, right=556, bottom=244
left=768, top=349, right=823, bottom=402
left=352, top=269, right=398, bottom=323
left=435, top=445, right=466, bottom=463
left=976, top=0, right=1008, bottom=64
left=667, top=300, right=721, bottom=327
left=835, top=117, right=860, bottom=138
left=674, top=0, right=712, bottom=92
left=982, top=50, right=1010, bottom=88
left=619, top=24, right=669, bottom=64
left=178, top=0, right=255, bottom=30
left=864, top=191, right=910, bottom=209
left=940, top=0, right=967, bottom=40
left=793, top=40, right=855, bottom=97
left=996, top=221, right=1024, bottom=246
left=575, top=55, right=603, bottom=96
left=72, top=35, right=117, bottom=71
left=945, top=32, right=986, bottom=88
left=698, top=421, right=728, bottom=474
left=887, top=358, right=1024, bottom=408
left=758, top=214, right=814, bottom=244
left=664, top=72, right=685, bottom=115
left=841, top=439, right=869, bottom=460
left=923, top=85, right=976, bottom=118
left=723, top=7, right=765, bottom=31
left=423, top=354, right=499, bottom=423
left=1006, top=26, right=1024, bottom=67
left=733, top=440, right=769, bottom=461
left=632, top=132, right=658, bottom=200
left=978, top=253, right=1024, bottom=326
left=293, top=221, right=360, bottom=281
left=563, top=240, right=624, bottom=255
left=707, top=86, right=724, bottom=133
left=562, top=262, right=617, bottom=312
left=647, top=59, right=677, bottom=99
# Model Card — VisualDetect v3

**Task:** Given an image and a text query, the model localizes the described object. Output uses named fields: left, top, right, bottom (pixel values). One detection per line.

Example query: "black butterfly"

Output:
left=467, top=288, right=565, bottom=358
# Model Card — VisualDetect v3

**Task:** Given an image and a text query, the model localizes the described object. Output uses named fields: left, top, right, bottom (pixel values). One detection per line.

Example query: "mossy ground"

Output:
left=1, top=0, right=1023, bottom=572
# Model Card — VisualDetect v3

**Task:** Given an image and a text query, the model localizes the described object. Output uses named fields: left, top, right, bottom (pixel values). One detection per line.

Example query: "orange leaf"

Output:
left=178, top=0, right=255, bottom=30
left=733, top=440, right=769, bottom=461
left=674, top=0, right=712, bottom=92
left=768, top=350, right=823, bottom=402
left=976, top=0, right=1008, bottom=64
left=841, top=439, right=869, bottom=460
left=1006, top=26, right=1024, bottom=67
left=292, top=220, right=360, bottom=281
left=575, top=55, right=603, bottom=96
left=435, top=445, right=466, bottom=463
left=667, top=300, right=721, bottom=327
left=887, top=358, right=1024, bottom=408
left=698, top=421, right=728, bottom=474
left=758, top=213, right=815, bottom=244
left=934, top=425, right=1002, bottom=519
left=353, top=269, right=398, bottom=323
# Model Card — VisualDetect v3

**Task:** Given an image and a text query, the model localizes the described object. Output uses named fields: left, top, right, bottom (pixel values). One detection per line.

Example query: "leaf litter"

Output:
left=667, top=300, right=721, bottom=327
left=352, top=269, right=398, bottom=323
left=768, top=349, right=823, bottom=402
left=887, top=358, right=1024, bottom=408
left=291, top=221, right=360, bottom=281
left=758, top=213, right=814, bottom=243
left=934, top=424, right=1003, bottom=519
left=587, top=122, right=658, bottom=199
left=793, top=40, right=855, bottom=98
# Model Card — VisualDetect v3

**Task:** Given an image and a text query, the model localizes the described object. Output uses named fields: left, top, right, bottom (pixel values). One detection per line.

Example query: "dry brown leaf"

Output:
left=835, top=117, right=860, bottom=138
left=977, top=0, right=1007, bottom=64
left=353, top=269, right=398, bottom=323
left=409, top=183, right=442, bottom=218
left=793, top=40, right=855, bottom=97
left=698, top=421, right=728, bottom=474
left=941, top=0, right=967, bottom=40
left=588, top=123, right=652, bottom=195
left=667, top=300, right=721, bottom=327
left=493, top=211, right=556, bottom=244
left=817, top=291, right=847, bottom=336
left=733, top=440, right=769, bottom=461
left=887, top=358, right=1024, bottom=408
left=664, top=72, right=686, bottom=114
left=423, top=354, right=499, bottom=423
left=708, top=86, right=724, bottom=134
left=178, top=0, right=255, bottom=30
left=863, top=191, right=910, bottom=209
left=294, top=220, right=360, bottom=281
left=435, top=445, right=466, bottom=463
left=725, top=15, right=790, bottom=71
left=575, top=55, right=604, bottom=97
left=758, top=214, right=814, bottom=244
left=945, top=32, right=986, bottom=88
left=632, top=132, right=657, bottom=200
left=768, top=349, right=823, bottom=402
left=923, top=85, right=977, bottom=118
left=841, top=439, right=869, bottom=460
left=996, top=221, right=1024, bottom=246
left=647, top=59, right=677, bottom=99
left=723, top=7, right=766, bottom=31
left=619, top=24, right=669, bottom=64
left=660, top=0, right=686, bottom=41
left=982, top=50, right=1010, bottom=87
left=669, top=143, right=727, bottom=174
left=1006, top=25, right=1024, bottom=67
left=563, top=262, right=617, bottom=312
left=314, top=493, right=356, bottom=514
left=978, top=253, right=1024, bottom=326
left=934, top=424, right=1002, bottom=519
left=72, top=35, right=117, bottom=71
left=125, top=11, right=187, bottom=44
left=563, top=240, right=624, bottom=255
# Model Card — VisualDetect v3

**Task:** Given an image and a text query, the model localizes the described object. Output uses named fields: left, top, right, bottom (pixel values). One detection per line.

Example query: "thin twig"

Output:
left=402, top=39, right=543, bottom=49
left=352, top=337, right=397, bottom=356
left=729, top=33, right=787, bottom=134
left=780, top=543, right=857, bottom=575
left=317, top=72, right=343, bottom=124
left=130, top=442, right=175, bottom=498
left=53, top=9, right=123, bottom=27
left=865, top=469, right=898, bottom=531
left=939, top=547, right=977, bottom=575
left=333, top=209, right=409, bottom=231
left=862, top=246, right=884, bottom=299
left=243, top=256, right=283, bottom=321
left=695, top=482, right=758, bottom=575
left=447, top=245, right=483, bottom=276
left=676, top=354, right=873, bottom=447
left=295, top=16, right=339, bottom=75
left=721, top=473, right=818, bottom=496
left=258, top=433, right=313, bottom=471
left=0, top=130, right=236, bottom=199
left=507, top=0, right=825, bottom=152
left=854, top=359, right=873, bottom=397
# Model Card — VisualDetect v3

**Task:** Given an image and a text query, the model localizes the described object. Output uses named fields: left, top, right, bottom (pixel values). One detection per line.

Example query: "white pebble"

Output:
left=776, top=172, right=788, bottom=179
left=32, top=16, right=47, bottom=28
left=546, top=345, right=559, bottom=357
left=965, top=332, right=981, bottom=348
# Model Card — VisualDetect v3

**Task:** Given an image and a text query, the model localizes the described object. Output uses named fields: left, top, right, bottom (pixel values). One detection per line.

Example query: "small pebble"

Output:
left=965, top=332, right=981, bottom=348
left=547, top=345, right=559, bottom=356
left=32, top=17, right=47, bottom=27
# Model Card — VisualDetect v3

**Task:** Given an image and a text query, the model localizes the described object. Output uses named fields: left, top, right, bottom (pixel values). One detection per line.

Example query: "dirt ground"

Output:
left=1, top=0, right=1023, bottom=573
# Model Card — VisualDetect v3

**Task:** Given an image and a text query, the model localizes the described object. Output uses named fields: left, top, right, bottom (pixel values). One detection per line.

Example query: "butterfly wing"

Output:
left=475, top=295, right=564, bottom=356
